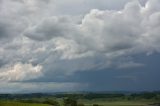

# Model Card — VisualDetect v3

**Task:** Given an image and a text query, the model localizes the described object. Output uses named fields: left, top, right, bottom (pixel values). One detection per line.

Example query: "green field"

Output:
left=0, top=92, right=159, bottom=106
left=0, top=100, right=157, bottom=106
left=80, top=100, right=155, bottom=106
left=78, top=98, right=160, bottom=106
left=0, top=101, right=49, bottom=106
left=0, top=100, right=159, bottom=106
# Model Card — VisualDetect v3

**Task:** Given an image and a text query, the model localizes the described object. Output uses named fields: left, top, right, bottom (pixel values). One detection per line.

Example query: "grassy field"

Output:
left=80, top=101, right=153, bottom=106
left=0, top=92, right=159, bottom=106
left=0, top=101, right=49, bottom=106
left=0, top=100, right=159, bottom=106
left=78, top=98, right=160, bottom=106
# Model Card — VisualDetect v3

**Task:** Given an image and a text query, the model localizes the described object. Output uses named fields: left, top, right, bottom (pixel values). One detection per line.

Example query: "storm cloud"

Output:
left=0, top=0, right=160, bottom=92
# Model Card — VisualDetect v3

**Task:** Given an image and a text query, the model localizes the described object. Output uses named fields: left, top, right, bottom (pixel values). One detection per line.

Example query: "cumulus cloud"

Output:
left=0, top=63, right=42, bottom=82
left=23, top=0, right=160, bottom=55
left=0, top=0, right=160, bottom=92
left=24, top=16, right=76, bottom=41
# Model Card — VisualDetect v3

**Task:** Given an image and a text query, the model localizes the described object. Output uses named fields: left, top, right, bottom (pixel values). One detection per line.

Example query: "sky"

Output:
left=0, top=0, right=160, bottom=93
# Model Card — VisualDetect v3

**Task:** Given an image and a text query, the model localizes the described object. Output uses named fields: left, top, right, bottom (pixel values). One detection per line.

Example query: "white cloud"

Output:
left=0, top=63, right=43, bottom=82
left=23, top=0, right=160, bottom=55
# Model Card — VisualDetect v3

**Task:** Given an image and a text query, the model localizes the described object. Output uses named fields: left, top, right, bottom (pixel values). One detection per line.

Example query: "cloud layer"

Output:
left=0, top=0, right=160, bottom=92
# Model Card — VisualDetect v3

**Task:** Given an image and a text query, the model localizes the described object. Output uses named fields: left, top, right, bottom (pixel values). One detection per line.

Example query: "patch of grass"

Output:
left=79, top=99, right=158, bottom=106
left=0, top=101, right=49, bottom=106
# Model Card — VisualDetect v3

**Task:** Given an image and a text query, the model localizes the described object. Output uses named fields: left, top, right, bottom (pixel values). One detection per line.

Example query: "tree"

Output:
left=93, top=104, right=99, bottom=106
left=43, top=99, right=60, bottom=106
left=77, top=103, right=85, bottom=106
left=63, top=98, right=77, bottom=106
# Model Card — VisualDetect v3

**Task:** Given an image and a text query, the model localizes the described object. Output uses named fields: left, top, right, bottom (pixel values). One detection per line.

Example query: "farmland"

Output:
left=0, top=92, right=160, bottom=106
left=0, top=101, right=49, bottom=106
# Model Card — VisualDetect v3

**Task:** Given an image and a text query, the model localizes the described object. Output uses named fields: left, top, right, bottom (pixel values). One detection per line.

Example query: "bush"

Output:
left=43, top=99, right=60, bottom=106
left=93, top=104, right=99, bottom=106
left=63, top=98, right=77, bottom=106
left=77, top=103, right=85, bottom=106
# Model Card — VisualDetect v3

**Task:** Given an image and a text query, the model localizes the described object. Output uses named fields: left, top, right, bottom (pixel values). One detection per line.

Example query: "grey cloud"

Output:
left=117, top=62, right=144, bottom=69
left=0, top=0, right=160, bottom=92
left=21, top=0, right=160, bottom=77
left=24, top=0, right=160, bottom=55
left=0, top=59, right=6, bottom=68
left=24, top=17, right=74, bottom=41
left=2, top=0, right=160, bottom=77
left=0, top=22, right=9, bottom=38
left=0, top=82, right=87, bottom=93
left=53, top=0, right=133, bottom=15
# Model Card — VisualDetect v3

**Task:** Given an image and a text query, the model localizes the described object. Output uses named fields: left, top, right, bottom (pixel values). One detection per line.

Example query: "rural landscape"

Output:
left=0, top=0, right=160, bottom=106
left=0, top=92, right=160, bottom=106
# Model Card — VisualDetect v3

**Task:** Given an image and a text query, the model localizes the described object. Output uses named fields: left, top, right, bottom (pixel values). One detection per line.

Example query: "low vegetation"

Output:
left=0, top=101, right=49, bottom=106
left=0, top=92, right=159, bottom=106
